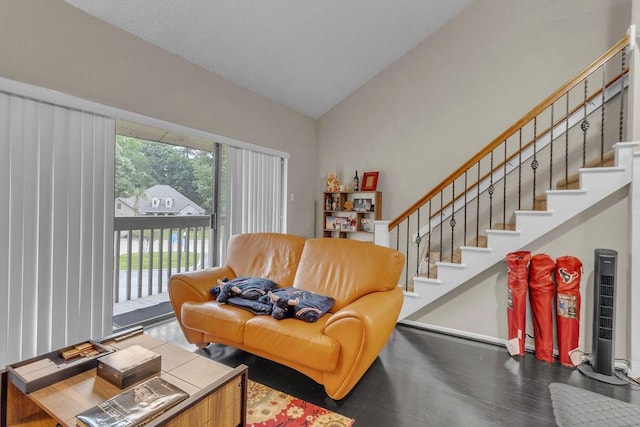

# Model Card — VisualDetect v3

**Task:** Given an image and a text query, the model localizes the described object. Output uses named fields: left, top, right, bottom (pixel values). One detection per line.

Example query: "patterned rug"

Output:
left=246, top=380, right=355, bottom=426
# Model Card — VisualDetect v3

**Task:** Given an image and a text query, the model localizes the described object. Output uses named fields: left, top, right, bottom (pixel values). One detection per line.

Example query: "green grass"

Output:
left=118, top=251, right=200, bottom=270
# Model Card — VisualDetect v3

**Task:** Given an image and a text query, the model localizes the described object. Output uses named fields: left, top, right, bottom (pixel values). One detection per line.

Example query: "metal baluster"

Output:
left=549, top=104, right=554, bottom=190
left=503, top=140, right=507, bottom=226
left=565, top=93, right=569, bottom=187
left=532, top=118, right=538, bottom=209
left=476, top=162, right=480, bottom=242
left=464, top=171, right=468, bottom=246
left=581, top=79, right=589, bottom=167
left=416, top=208, right=421, bottom=277
left=601, top=63, right=606, bottom=162
left=518, top=130, right=522, bottom=210
left=440, top=191, right=444, bottom=262
left=406, top=219, right=410, bottom=288
left=193, top=227, right=198, bottom=271
left=167, top=228, right=173, bottom=286
left=115, top=231, right=121, bottom=303
left=158, top=228, right=164, bottom=293
left=148, top=228, right=154, bottom=296
left=137, top=230, right=144, bottom=297
left=620, top=48, right=626, bottom=142
left=177, top=227, right=183, bottom=273
left=126, top=230, right=133, bottom=301
left=450, top=181, right=456, bottom=261
left=185, top=227, right=191, bottom=272
left=200, top=226, right=206, bottom=269
left=488, top=151, right=494, bottom=229
left=427, top=200, right=432, bottom=279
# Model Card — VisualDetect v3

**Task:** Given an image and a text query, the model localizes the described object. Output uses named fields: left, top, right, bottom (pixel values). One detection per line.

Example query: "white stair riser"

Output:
left=401, top=142, right=638, bottom=319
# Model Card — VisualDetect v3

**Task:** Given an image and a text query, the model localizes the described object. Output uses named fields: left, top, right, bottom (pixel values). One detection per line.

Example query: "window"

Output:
left=165, top=197, right=173, bottom=208
left=152, top=197, right=160, bottom=208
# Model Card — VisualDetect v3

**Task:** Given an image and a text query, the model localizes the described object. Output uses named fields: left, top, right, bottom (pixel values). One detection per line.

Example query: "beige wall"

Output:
left=0, top=0, right=317, bottom=237
left=318, top=0, right=630, bottom=222
left=317, top=0, right=633, bottom=355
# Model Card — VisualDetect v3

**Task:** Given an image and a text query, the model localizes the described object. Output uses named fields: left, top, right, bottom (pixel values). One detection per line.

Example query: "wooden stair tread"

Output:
left=556, top=150, right=615, bottom=188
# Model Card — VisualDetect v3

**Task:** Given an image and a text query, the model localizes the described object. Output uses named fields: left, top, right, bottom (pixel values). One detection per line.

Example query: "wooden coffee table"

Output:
left=2, top=328, right=247, bottom=427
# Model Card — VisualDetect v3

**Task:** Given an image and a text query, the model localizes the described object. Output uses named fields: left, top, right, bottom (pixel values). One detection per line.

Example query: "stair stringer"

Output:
left=399, top=141, right=638, bottom=320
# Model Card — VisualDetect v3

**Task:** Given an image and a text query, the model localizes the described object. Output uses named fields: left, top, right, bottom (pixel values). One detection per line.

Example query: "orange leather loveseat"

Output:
left=168, top=232, right=405, bottom=400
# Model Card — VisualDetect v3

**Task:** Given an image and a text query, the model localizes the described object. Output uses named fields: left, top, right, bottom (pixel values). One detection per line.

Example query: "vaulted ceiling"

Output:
left=63, top=0, right=473, bottom=119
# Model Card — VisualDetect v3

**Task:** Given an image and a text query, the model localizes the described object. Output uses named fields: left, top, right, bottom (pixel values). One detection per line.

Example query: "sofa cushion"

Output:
left=181, top=301, right=253, bottom=344
left=292, top=238, right=405, bottom=311
left=244, top=316, right=340, bottom=371
left=225, top=233, right=306, bottom=286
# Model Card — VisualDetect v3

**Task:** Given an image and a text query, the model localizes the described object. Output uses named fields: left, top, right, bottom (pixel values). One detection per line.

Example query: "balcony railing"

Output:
left=113, top=215, right=210, bottom=303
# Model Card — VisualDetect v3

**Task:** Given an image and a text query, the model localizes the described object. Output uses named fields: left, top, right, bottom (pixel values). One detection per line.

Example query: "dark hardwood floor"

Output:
left=146, top=320, right=640, bottom=426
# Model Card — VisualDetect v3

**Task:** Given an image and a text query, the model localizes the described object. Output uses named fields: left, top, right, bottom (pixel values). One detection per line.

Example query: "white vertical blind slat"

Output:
left=66, top=109, right=83, bottom=345
left=98, top=118, right=115, bottom=337
left=8, top=96, right=25, bottom=364
left=0, top=94, right=10, bottom=364
left=21, top=98, right=40, bottom=359
left=224, top=146, right=285, bottom=237
left=0, top=92, right=114, bottom=366
left=51, top=104, right=70, bottom=351
left=36, top=102, right=54, bottom=356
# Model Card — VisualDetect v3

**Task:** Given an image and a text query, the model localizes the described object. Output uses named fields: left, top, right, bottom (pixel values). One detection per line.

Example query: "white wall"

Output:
left=0, top=0, right=318, bottom=238
left=317, top=0, right=633, bottom=356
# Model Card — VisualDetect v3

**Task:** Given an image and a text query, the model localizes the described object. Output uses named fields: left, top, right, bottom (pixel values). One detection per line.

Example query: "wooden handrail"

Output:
left=416, top=68, right=630, bottom=227
left=389, top=35, right=629, bottom=231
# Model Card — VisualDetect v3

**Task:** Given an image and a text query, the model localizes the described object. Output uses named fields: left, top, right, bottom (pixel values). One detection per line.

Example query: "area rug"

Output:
left=246, top=380, right=355, bottom=426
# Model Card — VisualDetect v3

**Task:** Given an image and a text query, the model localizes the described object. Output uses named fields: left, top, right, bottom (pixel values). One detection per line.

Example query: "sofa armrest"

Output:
left=168, top=266, right=235, bottom=316
left=322, top=286, right=403, bottom=399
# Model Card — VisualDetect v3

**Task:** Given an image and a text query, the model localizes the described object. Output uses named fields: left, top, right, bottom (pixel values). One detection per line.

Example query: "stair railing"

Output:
left=386, top=35, right=630, bottom=291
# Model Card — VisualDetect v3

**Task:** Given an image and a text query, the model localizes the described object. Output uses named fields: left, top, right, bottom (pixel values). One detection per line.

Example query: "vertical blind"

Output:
left=225, top=146, right=286, bottom=237
left=0, top=91, right=114, bottom=366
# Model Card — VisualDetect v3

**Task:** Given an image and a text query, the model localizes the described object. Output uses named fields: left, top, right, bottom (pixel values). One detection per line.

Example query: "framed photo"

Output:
left=361, top=219, right=374, bottom=232
left=361, top=172, right=379, bottom=191
left=353, top=198, right=373, bottom=212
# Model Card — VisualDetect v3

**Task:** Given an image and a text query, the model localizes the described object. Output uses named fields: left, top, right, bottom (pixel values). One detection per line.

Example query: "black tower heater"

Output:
left=578, top=249, right=626, bottom=384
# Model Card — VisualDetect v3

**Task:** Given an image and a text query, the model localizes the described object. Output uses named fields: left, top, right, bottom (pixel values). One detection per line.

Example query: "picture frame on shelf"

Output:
left=361, top=172, right=379, bottom=191
left=361, top=219, right=375, bottom=232
left=353, top=198, right=373, bottom=212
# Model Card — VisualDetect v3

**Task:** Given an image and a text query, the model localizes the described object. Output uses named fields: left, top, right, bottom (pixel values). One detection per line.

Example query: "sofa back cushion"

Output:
left=226, top=233, right=306, bottom=287
left=293, top=238, right=405, bottom=312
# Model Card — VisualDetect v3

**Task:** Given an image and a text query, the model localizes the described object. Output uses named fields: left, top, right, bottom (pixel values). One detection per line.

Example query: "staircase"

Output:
left=382, top=34, right=633, bottom=320
left=399, top=142, right=638, bottom=319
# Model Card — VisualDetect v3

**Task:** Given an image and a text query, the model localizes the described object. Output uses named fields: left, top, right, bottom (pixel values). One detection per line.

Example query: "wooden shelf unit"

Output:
left=323, top=191, right=381, bottom=240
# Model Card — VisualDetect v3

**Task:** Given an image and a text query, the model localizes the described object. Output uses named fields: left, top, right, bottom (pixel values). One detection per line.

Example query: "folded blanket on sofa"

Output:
left=210, top=277, right=277, bottom=303
left=224, top=296, right=274, bottom=315
left=259, top=287, right=335, bottom=323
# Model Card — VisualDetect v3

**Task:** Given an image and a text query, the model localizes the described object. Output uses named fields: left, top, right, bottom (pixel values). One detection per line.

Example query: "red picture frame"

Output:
left=361, top=172, right=379, bottom=191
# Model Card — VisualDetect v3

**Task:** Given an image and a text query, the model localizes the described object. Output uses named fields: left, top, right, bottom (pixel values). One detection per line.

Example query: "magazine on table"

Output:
left=75, top=376, right=189, bottom=427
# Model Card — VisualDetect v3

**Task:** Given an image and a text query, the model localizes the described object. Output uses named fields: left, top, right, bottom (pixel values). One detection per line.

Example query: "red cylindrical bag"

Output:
left=555, top=255, right=582, bottom=367
left=528, top=254, right=556, bottom=363
left=506, top=251, right=531, bottom=356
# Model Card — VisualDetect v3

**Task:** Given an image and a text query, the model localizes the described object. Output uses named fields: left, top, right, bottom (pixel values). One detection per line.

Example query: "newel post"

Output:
left=373, top=220, right=392, bottom=248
